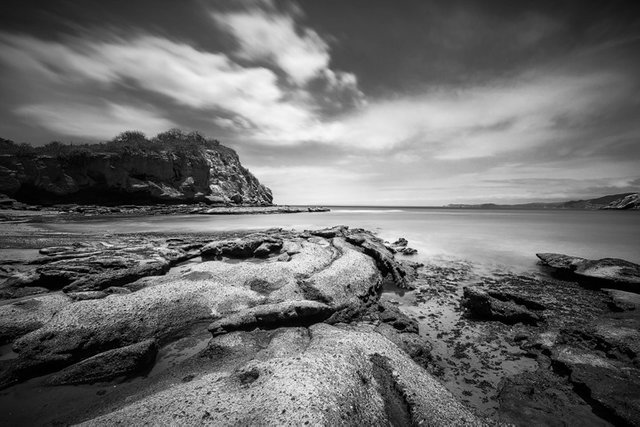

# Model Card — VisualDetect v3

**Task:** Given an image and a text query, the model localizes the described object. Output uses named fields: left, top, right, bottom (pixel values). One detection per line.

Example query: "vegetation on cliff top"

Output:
left=0, top=129, right=232, bottom=157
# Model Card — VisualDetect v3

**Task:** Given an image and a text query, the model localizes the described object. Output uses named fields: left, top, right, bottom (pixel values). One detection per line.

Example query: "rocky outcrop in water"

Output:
left=537, top=252, right=640, bottom=291
left=0, top=131, right=272, bottom=205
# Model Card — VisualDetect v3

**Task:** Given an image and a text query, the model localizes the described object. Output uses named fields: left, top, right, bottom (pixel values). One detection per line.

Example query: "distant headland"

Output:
left=446, top=192, right=639, bottom=210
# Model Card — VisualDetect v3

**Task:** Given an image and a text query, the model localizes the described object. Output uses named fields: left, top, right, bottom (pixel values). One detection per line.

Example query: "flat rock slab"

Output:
left=537, top=253, right=640, bottom=290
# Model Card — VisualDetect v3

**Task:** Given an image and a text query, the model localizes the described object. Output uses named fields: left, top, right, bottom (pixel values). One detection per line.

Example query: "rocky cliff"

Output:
left=602, top=192, right=640, bottom=210
left=0, top=132, right=272, bottom=206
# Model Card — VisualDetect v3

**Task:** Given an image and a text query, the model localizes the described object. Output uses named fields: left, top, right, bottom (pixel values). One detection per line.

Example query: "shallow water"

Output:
left=42, top=207, right=640, bottom=272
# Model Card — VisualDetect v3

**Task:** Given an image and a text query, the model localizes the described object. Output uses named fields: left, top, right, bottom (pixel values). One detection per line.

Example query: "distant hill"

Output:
left=446, top=192, right=640, bottom=210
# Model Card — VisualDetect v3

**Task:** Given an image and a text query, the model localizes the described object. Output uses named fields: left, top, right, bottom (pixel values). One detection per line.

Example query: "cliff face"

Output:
left=0, top=140, right=272, bottom=206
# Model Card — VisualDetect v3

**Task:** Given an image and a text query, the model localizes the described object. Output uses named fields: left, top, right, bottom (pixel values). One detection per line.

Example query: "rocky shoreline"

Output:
left=0, top=216, right=638, bottom=425
left=0, top=203, right=330, bottom=221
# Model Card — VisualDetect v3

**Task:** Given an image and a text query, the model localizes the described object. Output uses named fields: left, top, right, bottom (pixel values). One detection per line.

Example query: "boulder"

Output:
left=397, top=247, right=418, bottom=255
left=392, top=238, right=408, bottom=247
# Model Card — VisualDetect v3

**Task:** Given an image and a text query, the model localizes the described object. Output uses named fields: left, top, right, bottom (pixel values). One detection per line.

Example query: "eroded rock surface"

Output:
left=0, top=237, right=204, bottom=299
left=81, top=324, right=480, bottom=426
left=0, top=224, right=493, bottom=426
left=0, top=227, right=415, bottom=391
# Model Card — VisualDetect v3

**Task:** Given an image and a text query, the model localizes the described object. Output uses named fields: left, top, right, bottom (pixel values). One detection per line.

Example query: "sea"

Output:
left=43, top=207, right=640, bottom=272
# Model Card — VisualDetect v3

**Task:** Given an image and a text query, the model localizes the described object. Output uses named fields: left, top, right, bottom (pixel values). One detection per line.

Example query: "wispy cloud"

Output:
left=212, top=7, right=329, bottom=85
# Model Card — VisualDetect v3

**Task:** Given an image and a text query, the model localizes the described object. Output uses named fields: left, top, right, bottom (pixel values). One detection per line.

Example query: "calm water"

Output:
left=42, top=207, right=640, bottom=272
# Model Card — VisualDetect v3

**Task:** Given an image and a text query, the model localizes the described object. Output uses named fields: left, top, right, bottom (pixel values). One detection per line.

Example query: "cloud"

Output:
left=212, top=8, right=330, bottom=85
left=210, top=4, right=364, bottom=109
left=17, top=102, right=175, bottom=139
left=315, top=70, right=634, bottom=157
left=0, top=20, right=364, bottom=144
left=0, top=32, right=318, bottom=137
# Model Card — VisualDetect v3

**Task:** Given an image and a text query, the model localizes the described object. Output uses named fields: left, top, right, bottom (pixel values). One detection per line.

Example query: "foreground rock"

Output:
left=0, top=224, right=490, bottom=425
left=81, top=324, right=480, bottom=426
left=0, top=227, right=416, bottom=390
left=537, top=252, right=640, bottom=291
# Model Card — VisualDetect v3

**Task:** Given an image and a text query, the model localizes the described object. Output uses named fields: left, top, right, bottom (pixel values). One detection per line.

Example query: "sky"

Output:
left=0, top=0, right=639, bottom=205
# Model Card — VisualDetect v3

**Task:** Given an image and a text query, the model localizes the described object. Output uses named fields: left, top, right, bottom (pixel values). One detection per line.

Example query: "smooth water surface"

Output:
left=41, top=207, right=640, bottom=272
